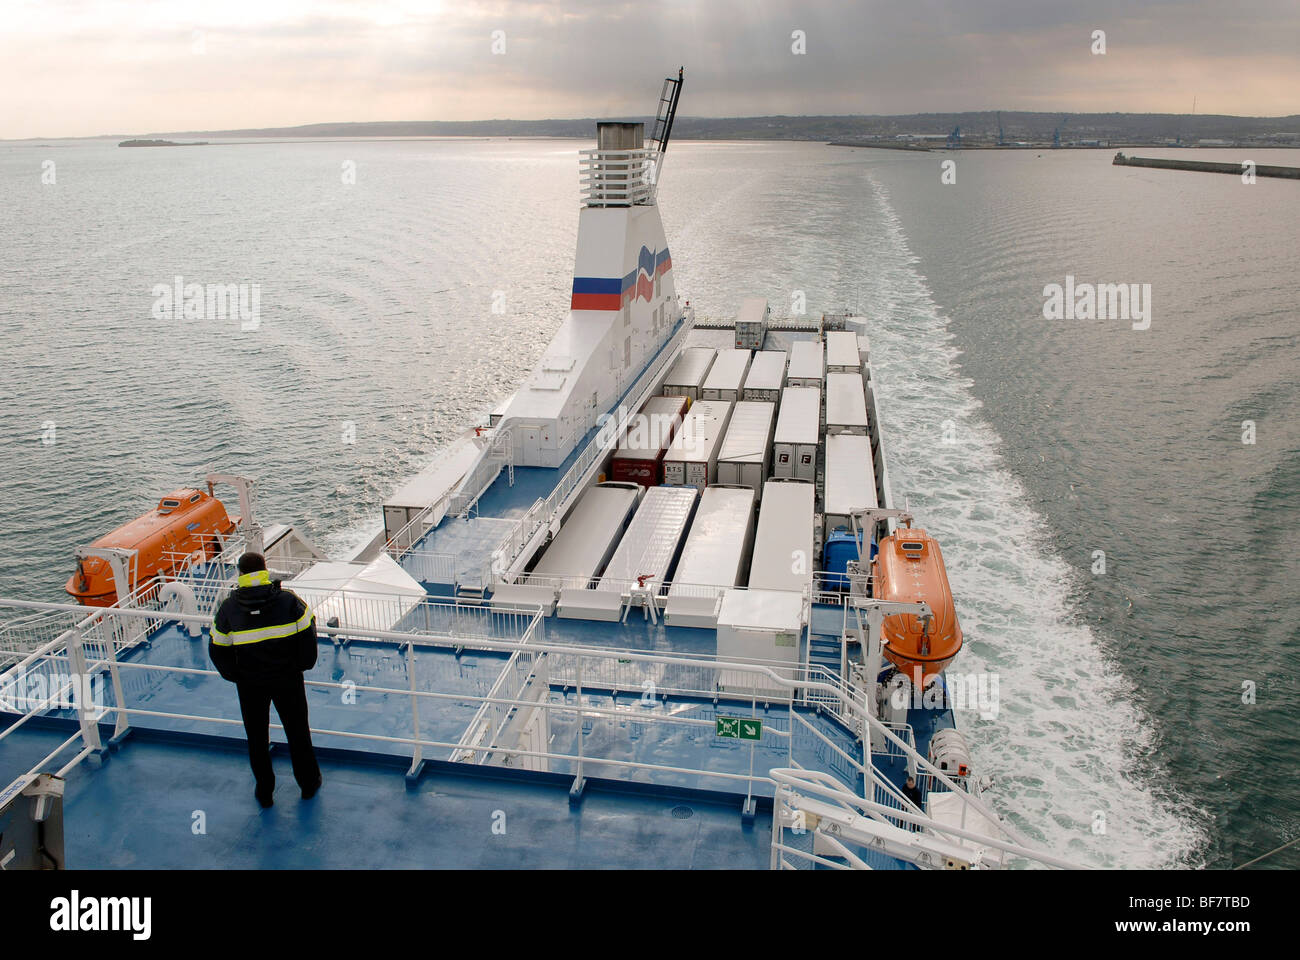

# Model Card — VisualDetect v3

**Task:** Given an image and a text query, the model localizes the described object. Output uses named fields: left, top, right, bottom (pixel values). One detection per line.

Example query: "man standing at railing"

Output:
left=902, top=775, right=925, bottom=830
left=209, top=552, right=321, bottom=808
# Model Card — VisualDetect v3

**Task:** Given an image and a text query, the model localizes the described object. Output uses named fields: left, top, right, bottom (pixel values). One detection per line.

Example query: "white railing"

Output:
left=447, top=428, right=513, bottom=519
left=0, top=610, right=82, bottom=667
left=579, top=148, right=656, bottom=206
left=384, top=500, right=448, bottom=556
left=769, top=769, right=1072, bottom=871
left=394, top=550, right=461, bottom=585
left=451, top=648, right=544, bottom=764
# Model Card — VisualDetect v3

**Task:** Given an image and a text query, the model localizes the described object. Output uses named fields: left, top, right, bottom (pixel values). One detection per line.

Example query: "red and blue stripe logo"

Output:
left=571, top=246, right=671, bottom=311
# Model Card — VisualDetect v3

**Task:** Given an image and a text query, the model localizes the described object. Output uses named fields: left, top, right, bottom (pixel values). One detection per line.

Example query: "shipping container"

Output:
left=822, top=433, right=877, bottom=538
left=664, top=485, right=757, bottom=628
left=701, top=348, right=753, bottom=402
left=609, top=394, right=689, bottom=487
left=825, top=330, right=861, bottom=372
left=773, top=386, right=821, bottom=481
left=661, top=346, right=717, bottom=400
left=530, top=482, right=643, bottom=588
left=716, top=401, right=776, bottom=493
left=742, top=350, right=788, bottom=402
left=662, top=400, right=734, bottom=489
left=825, top=372, right=869, bottom=435
left=734, top=296, right=770, bottom=350
left=747, top=479, right=816, bottom=593
left=786, top=339, right=824, bottom=387
left=382, top=437, right=483, bottom=549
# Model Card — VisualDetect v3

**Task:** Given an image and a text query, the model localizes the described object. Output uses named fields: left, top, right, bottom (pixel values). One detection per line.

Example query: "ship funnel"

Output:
left=597, top=121, right=644, bottom=151
left=581, top=69, right=682, bottom=208
left=582, top=122, right=652, bottom=207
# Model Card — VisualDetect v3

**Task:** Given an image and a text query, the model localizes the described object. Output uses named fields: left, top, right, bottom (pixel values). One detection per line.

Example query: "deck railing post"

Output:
left=574, top=655, right=585, bottom=786
left=406, top=641, right=423, bottom=778
left=65, top=625, right=103, bottom=758
left=103, top=618, right=130, bottom=743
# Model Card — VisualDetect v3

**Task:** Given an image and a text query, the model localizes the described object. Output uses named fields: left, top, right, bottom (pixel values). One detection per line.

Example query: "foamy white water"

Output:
left=858, top=175, right=1205, bottom=867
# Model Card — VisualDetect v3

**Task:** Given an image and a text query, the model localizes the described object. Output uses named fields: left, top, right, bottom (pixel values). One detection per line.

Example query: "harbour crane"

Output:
left=947, top=125, right=961, bottom=149
left=1052, top=115, right=1068, bottom=149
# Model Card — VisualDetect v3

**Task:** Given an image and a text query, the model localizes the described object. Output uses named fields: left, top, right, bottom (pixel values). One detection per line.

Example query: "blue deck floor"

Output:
left=5, top=723, right=769, bottom=869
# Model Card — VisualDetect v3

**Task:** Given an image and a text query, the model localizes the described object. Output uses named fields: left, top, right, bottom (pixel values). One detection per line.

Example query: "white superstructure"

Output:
left=499, top=122, right=684, bottom=468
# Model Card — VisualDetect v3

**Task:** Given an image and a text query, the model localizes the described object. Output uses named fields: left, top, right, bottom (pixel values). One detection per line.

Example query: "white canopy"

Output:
left=285, top=553, right=426, bottom=635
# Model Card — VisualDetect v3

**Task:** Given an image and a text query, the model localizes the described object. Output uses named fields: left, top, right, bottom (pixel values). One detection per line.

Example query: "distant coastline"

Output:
left=118, top=139, right=208, bottom=147
left=4, top=109, right=1287, bottom=148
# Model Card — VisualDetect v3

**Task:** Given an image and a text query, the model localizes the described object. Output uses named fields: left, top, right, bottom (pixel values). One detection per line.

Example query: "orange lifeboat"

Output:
left=873, top=528, right=963, bottom=681
left=65, top=488, right=237, bottom=606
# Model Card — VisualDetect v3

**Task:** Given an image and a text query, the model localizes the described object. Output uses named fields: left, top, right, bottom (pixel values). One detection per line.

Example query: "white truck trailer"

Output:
left=773, top=386, right=820, bottom=481
left=663, top=485, right=757, bottom=628
left=715, top=401, right=776, bottom=494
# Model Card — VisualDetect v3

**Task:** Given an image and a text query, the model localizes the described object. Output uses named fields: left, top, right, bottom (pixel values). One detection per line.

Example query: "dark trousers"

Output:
left=236, top=675, right=320, bottom=792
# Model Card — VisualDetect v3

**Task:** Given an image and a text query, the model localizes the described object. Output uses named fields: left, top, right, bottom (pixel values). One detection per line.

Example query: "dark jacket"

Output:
left=209, top=572, right=317, bottom=686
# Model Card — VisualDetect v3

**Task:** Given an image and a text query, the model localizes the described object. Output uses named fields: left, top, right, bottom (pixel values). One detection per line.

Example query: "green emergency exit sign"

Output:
left=716, top=716, right=762, bottom=741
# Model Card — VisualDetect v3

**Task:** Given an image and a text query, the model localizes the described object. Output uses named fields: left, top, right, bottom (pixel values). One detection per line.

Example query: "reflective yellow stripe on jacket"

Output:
left=210, top=572, right=313, bottom=647
left=218, top=606, right=314, bottom=646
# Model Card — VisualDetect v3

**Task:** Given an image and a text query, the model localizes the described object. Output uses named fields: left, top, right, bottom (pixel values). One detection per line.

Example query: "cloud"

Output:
left=2, top=0, right=1297, bottom=139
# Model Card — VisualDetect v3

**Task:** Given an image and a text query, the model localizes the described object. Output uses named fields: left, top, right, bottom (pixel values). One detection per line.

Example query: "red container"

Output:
left=609, top=395, right=689, bottom=488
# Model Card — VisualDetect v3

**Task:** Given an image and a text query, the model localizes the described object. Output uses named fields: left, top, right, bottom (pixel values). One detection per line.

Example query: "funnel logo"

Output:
left=571, top=246, right=671, bottom=310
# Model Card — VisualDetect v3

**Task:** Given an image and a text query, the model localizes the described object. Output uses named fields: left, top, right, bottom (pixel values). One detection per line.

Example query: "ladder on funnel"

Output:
left=647, top=67, right=684, bottom=200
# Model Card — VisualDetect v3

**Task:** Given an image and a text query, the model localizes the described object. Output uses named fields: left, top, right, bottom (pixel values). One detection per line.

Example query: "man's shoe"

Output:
left=255, top=788, right=274, bottom=808
left=301, top=776, right=322, bottom=800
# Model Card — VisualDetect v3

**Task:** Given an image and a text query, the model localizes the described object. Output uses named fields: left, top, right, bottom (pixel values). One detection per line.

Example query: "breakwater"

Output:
left=1113, top=152, right=1299, bottom=179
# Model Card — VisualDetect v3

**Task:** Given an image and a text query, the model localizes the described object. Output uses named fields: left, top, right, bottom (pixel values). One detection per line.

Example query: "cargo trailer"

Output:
left=773, top=386, right=820, bottom=481
left=747, top=479, right=815, bottom=594
left=383, top=437, right=483, bottom=550
left=661, top=346, right=717, bottom=401
left=825, top=372, right=869, bottom=435
left=529, top=482, right=642, bottom=589
left=715, top=401, right=776, bottom=494
left=822, top=433, right=877, bottom=538
left=664, top=485, right=757, bottom=628
left=741, top=350, right=787, bottom=402
left=786, top=339, right=824, bottom=388
left=825, top=330, right=861, bottom=373
left=596, top=486, right=698, bottom=594
left=701, top=348, right=753, bottom=402
left=609, top=394, right=689, bottom=487
left=553, top=485, right=699, bottom=621
left=734, top=297, right=770, bottom=350
left=662, top=399, right=734, bottom=489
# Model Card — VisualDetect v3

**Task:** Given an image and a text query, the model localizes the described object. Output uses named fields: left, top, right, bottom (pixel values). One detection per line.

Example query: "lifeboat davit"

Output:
left=873, top=528, right=963, bottom=681
left=65, top=488, right=237, bottom=606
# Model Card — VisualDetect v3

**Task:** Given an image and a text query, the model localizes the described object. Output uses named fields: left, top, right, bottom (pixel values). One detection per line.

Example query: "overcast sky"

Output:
left=4, top=0, right=1297, bottom=139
